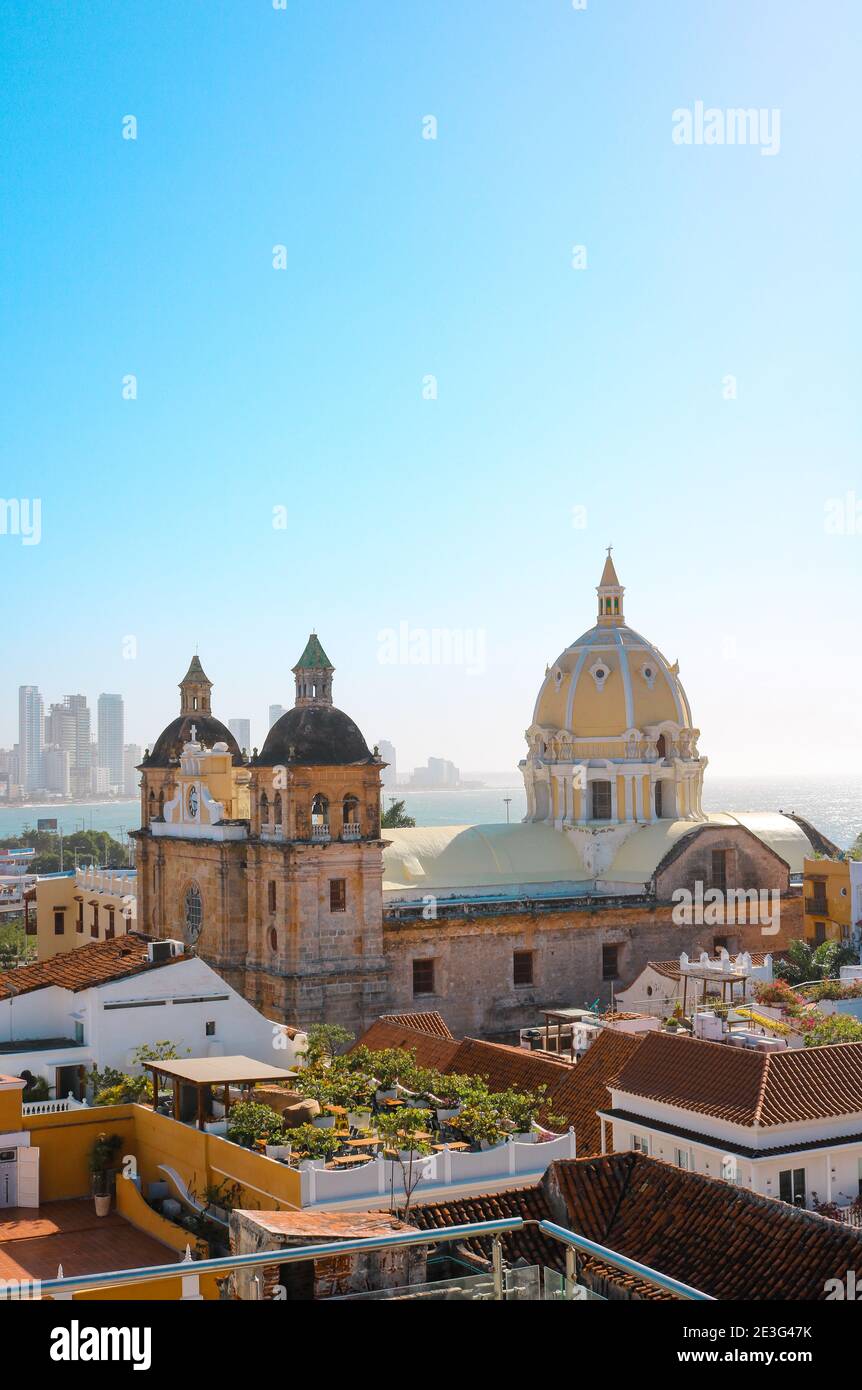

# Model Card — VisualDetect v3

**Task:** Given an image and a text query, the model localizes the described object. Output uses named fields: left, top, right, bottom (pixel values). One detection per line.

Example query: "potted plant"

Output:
left=226, top=1100, right=285, bottom=1150
left=449, top=1100, right=506, bottom=1151
left=498, top=1086, right=546, bottom=1142
left=89, top=1132, right=122, bottom=1216
left=348, top=1106, right=374, bottom=1131
left=285, top=1124, right=342, bottom=1166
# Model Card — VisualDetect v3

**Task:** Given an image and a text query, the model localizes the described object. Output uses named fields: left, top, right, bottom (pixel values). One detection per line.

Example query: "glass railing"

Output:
left=332, top=1266, right=605, bottom=1301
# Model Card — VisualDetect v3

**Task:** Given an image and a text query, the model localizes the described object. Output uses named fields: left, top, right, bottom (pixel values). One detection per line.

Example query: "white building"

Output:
left=377, top=739, right=397, bottom=789
left=599, top=1029, right=862, bottom=1213
left=97, top=693, right=124, bottom=789
left=229, top=718, right=251, bottom=754
left=0, top=933, right=306, bottom=1100
left=614, top=950, right=773, bottom=1017
left=18, top=685, right=43, bottom=792
left=124, top=743, right=142, bottom=798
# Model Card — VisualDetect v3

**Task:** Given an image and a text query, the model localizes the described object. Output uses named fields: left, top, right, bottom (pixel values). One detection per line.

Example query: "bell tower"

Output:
left=293, top=633, right=334, bottom=707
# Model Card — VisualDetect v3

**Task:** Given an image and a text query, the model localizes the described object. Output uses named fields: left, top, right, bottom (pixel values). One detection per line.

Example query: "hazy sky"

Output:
left=1, top=0, right=859, bottom=778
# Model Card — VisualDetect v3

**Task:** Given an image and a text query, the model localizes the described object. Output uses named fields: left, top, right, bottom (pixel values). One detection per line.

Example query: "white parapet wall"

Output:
left=298, top=1130, right=578, bottom=1208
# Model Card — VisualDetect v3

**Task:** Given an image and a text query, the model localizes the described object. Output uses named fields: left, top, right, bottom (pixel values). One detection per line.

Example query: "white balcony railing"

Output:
left=22, top=1095, right=88, bottom=1116
left=341, top=823, right=362, bottom=841
left=298, top=1130, right=577, bottom=1207
left=310, top=825, right=331, bottom=842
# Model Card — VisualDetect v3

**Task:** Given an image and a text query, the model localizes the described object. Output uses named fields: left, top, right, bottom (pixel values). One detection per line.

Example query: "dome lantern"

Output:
left=597, top=546, right=624, bottom=626
left=292, top=632, right=334, bottom=707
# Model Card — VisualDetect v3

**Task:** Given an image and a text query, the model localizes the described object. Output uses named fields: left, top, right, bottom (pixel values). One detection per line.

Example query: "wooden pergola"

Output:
left=148, top=1055, right=298, bottom=1130
left=679, top=966, right=748, bottom=1019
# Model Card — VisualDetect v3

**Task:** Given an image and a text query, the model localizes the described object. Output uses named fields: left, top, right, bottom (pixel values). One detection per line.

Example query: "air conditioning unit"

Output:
left=148, top=939, right=185, bottom=963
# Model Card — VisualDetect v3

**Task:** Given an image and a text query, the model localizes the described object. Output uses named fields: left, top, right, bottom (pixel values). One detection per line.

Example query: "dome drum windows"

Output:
left=588, top=659, right=612, bottom=692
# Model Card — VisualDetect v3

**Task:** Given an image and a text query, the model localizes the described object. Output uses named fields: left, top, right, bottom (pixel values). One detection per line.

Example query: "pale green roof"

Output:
left=293, top=633, right=333, bottom=671
left=382, top=823, right=590, bottom=894
left=382, top=812, right=817, bottom=897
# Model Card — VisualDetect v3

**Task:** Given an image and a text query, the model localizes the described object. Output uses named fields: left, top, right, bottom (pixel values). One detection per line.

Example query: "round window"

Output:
left=595, top=669, right=606, bottom=681
left=183, top=883, right=203, bottom=945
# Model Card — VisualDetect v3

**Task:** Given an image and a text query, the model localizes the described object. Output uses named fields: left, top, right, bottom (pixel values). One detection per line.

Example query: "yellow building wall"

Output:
left=23, top=1101, right=301, bottom=1300
left=35, top=874, right=134, bottom=961
left=802, top=857, right=851, bottom=943
left=0, top=1082, right=25, bottom=1131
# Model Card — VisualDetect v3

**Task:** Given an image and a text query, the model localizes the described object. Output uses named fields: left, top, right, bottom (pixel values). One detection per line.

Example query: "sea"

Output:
left=2, top=774, right=860, bottom=851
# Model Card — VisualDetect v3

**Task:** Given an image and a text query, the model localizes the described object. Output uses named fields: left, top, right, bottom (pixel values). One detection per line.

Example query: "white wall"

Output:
left=0, top=956, right=306, bottom=1089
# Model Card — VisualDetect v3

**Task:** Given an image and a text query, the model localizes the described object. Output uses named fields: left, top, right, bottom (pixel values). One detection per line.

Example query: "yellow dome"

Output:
left=521, top=553, right=706, bottom=827
left=532, top=619, right=693, bottom=738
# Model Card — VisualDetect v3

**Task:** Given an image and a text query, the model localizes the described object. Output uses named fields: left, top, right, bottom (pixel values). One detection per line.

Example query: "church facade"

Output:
left=133, top=561, right=832, bottom=1040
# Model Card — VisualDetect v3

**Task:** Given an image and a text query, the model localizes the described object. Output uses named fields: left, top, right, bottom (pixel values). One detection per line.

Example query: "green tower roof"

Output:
left=292, top=633, right=334, bottom=671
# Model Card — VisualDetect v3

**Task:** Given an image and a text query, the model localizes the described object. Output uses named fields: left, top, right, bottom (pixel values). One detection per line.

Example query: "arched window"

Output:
left=148, top=790, right=156, bottom=821
left=342, top=795, right=359, bottom=825
left=260, top=791, right=270, bottom=825
left=656, top=734, right=667, bottom=759
left=273, top=792, right=283, bottom=826
left=311, top=793, right=329, bottom=828
left=157, top=790, right=164, bottom=819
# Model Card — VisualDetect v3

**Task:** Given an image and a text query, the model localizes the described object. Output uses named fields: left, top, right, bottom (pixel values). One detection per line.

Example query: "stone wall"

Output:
left=380, top=894, right=801, bottom=1042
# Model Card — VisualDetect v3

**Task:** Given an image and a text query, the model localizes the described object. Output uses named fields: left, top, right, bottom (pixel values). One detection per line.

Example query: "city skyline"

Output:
left=0, top=1, right=858, bottom=778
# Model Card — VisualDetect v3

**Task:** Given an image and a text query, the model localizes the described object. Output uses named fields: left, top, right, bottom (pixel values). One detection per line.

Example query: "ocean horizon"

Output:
left=1, top=773, right=859, bottom=852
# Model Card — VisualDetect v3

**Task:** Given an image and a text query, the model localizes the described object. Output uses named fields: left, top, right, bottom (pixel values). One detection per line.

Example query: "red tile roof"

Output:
left=410, top=1186, right=558, bottom=1271
left=549, top=1153, right=862, bottom=1300
left=614, top=1030, right=862, bottom=1127
left=353, top=1020, right=461, bottom=1071
left=414, top=1154, right=862, bottom=1300
left=0, top=933, right=183, bottom=1000
left=356, top=1020, right=645, bottom=1156
left=380, top=1011, right=454, bottom=1039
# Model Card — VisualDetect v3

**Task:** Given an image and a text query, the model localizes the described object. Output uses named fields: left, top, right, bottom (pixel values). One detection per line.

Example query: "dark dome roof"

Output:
left=141, top=715, right=244, bottom=769
left=255, top=704, right=373, bottom=767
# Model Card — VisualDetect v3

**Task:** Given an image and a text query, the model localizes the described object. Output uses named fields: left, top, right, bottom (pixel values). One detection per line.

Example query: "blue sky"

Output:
left=1, top=0, right=859, bottom=777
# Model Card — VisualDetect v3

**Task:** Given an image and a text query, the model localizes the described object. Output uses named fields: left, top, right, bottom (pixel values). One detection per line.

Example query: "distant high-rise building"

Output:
left=48, top=695, right=91, bottom=796
left=268, top=704, right=286, bottom=729
left=43, top=747, right=71, bottom=796
left=98, top=693, right=124, bottom=789
left=378, top=739, right=397, bottom=789
left=229, top=718, right=251, bottom=754
left=18, top=685, right=44, bottom=792
left=409, top=757, right=460, bottom=788
left=123, top=744, right=142, bottom=798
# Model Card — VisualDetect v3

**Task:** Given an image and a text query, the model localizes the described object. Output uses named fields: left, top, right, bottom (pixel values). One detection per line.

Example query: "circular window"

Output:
left=183, top=883, right=203, bottom=945
left=269, top=928, right=278, bottom=952
left=644, top=668, right=652, bottom=678
left=646, top=985, right=653, bottom=997
left=595, top=669, right=606, bottom=681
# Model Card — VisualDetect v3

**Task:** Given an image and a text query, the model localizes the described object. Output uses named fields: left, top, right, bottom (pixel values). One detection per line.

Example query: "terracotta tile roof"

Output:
left=356, top=1023, right=645, bottom=1156
left=549, top=1153, right=862, bottom=1300
left=379, top=1011, right=454, bottom=1039
left=353, top=1020, right=461, bottom=1071
left=443, top=1031, right=644, bottom=1154
left=409, top=1185, right=560, bottom=1271
left=0, top=933, right=183, bottom=1000
left=614, top=1030, right=862, bottom=1127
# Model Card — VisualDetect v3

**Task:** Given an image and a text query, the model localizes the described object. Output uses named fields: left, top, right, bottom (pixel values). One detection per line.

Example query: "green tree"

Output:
left=803, top=1013, right=862, bottom=1047
left=0, top=829, right=130, bottom=874
left=375, top=1107, right=433, bottom=1220
left=774, top=938, right=858, bottom=986
left=0, top=915, right=35, bottom=969
left=299, top=1023, right=355, bottom=1067
left=381, top=800, right=416, bottom=829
